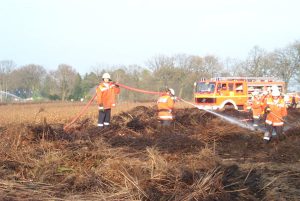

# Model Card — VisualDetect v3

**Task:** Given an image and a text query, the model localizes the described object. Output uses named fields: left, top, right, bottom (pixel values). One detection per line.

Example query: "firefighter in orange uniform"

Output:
left=157, top=88, right=175, bottom=127
left=261, top=87, right=272, bottom=123
left=250, top=90, right=263, bottom=130
left=96, top=73, right=120, bottom=128
left=263, top=89, right=287, bottom=143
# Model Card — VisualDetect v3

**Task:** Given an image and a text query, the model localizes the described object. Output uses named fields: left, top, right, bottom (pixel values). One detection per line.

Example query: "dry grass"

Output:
left=0, top=128, right=225, bottom=200
left=0, top=103, right=299, bottom=200
left=0, top=116, right=227, bottom=200
left=0, top=101, right=189, bottom=126
left=0, top=102, right=145, bottom=126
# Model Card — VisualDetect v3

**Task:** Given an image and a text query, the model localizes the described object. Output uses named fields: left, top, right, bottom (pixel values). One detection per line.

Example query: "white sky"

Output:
left=0, top=0, right=300, bottom=74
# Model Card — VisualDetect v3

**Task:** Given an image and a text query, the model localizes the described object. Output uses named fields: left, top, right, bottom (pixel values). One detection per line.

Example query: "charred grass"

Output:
left=0, top=105, right=299, bottom=200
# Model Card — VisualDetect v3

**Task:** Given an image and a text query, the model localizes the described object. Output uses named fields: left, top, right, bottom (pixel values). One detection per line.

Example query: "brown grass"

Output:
left=0, top=103, right=299, bottom=200
left=0, top=101, right=189, bottom=126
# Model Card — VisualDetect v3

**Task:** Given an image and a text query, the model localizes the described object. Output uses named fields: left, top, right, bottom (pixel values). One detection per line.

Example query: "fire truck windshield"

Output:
left=196, top=82, right=215, bottom=93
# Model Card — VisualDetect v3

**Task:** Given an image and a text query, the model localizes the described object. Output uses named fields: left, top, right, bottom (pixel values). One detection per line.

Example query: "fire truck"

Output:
left=194, top=77, right=285, bottom=110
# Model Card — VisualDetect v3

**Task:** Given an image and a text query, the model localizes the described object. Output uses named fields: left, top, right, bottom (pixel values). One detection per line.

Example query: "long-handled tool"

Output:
left=268, top=111, right=292, bottom=126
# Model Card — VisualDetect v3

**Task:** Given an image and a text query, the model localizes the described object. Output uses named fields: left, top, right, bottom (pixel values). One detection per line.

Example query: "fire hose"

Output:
left=63, top=83, right=162, bottom=131
left=63, top=94, right=97, bottom=131
left=176, top=97, right=198, bottom=108
left=116, top=83, right=162, bottom=95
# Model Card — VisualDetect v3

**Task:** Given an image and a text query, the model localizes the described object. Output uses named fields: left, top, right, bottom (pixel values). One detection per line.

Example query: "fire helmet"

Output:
left=102, top=73, right=111, bottom=80
left=272, top=89, right=281, bottom=97
left=262, top=91, right=268, bottom=95
left=169, top=88, right=175, bottom=96
left=252, top=90, right=259, bottom=96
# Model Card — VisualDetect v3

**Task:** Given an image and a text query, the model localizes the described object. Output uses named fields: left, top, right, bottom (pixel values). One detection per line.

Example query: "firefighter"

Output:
left=263, top=89, right=287, bottom=143
left=250, top=90, right=263, bottom=130
left=96, top=73, right=120, bottom=128
left=157, top=88, right=175, bottom=127
left=261, top=87, right=272, bottom=123
left=291, top=93, right=297, bottom=109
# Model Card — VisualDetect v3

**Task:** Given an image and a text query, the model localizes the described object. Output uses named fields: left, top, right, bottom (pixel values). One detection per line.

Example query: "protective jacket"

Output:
left=265, top=97, right=287, bottom=126
left=261, top=94, right=270, bottom=109
left=157, top=94, right=175, bottom=120
left=251, top=96, right=263, bottom=119
left=96, top=82, right=120, bottom=109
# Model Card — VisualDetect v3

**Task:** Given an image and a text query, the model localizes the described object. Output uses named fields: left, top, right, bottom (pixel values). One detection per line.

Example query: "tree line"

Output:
left=1, top=41, right=300, bottom=102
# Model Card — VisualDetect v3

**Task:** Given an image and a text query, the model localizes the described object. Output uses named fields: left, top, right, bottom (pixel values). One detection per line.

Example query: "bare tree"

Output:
left=91, top=63, right=110, bottom=80
left=222, top=57, right=244, bottom=76
left=293, top=41, right=300, bottom=88
left=203, top=55, right=222, bottom=78
left=10, top=64, right=46, bottom=97
left=270, top=43, right=300, bottom=91
left=146, top=54, right=174, bottom=72
left=173, top=54, right=191, bottom=69
left=41, top=74, right=58, bottom=99
left=0, top=60, right=16, bottom=101
left=241, top=46, right=271, bottom=77
left=146, top=55, right=175, bottom=87
left=187, top=55, right=204, bottom=75
left=52, top=64, right=78, bottom=101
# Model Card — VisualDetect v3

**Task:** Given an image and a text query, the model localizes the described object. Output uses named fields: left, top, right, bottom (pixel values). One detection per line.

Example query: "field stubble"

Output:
left=0, top=102, right=299, bottom=200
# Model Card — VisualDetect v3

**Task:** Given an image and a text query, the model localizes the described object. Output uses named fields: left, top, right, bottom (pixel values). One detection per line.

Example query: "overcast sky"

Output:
left=1, top=0, right=300, bottom=74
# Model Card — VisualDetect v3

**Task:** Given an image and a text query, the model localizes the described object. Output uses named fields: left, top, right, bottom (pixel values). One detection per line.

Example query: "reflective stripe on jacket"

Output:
left=265, top=97, right=287, bottom=126
left=96, top=82, right=120, bottom=109
left=157, top=94, right=174, bottom=120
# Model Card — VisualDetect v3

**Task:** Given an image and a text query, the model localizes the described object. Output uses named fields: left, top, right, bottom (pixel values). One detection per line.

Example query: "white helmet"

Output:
left=262, top=91, right=268, bottom=95
left=271, top=85, right=279, bottom=92
left=272, top=89, right=281, bottom=97
left=169, top=88, right=175, bottom=96
left=102, top=73, right=111, bottom=80
left=252, top=90, right=259, bottom=96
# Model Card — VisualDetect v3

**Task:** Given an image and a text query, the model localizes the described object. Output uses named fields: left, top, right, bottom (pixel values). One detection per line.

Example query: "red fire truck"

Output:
left=194, top=77, right=285, bottom=110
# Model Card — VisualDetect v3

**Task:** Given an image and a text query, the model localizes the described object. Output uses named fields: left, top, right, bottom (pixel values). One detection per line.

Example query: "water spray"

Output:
left=178, top=98, right=255, bottom=131
left=201, top=108, right=255, bottom=131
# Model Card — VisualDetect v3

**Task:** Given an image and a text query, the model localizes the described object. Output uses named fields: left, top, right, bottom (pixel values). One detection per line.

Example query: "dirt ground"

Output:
left=0, top=106, right=299, bottom=200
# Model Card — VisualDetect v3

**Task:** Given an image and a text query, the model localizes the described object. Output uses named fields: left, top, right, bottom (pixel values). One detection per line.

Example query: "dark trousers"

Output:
left=262, top=113, right=267, bottom=124
left=253, top=117, right=260, bottom=129
left=266, top=124, right=283, bottom=138
left=291, top=97, right=296, bottom=108
left=160, top=120, right=171, bottom=127
left=98, top=109, right=111, bottom=127
left=291, top=103, right=297, bottom=109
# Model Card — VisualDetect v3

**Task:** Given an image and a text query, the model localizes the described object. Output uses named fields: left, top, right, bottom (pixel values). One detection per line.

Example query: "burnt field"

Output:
left=0, top=105, right=299, bottom=201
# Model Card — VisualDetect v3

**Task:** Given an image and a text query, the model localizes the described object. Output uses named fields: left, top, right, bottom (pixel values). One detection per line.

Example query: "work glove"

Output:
left=111, top=81, right=119, bottom=87
left=171, top=96, right=177, bottom=101
left=98, top=104, right=104, bottom=112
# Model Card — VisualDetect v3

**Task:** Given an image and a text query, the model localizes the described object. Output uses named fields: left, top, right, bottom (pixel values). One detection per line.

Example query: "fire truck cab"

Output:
left=194, top=77, right=285, bottom=111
